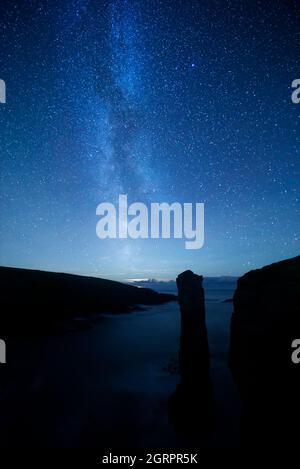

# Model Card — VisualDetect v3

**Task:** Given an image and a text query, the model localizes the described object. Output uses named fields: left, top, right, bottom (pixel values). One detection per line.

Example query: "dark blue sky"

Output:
left=0, top=0, right=299, bottom=279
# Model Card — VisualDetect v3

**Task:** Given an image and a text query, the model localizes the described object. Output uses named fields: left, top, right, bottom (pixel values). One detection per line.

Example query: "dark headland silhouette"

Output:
left=0, top=266, right=176, bottom=336
left=229, top=255, right=300, bottom=447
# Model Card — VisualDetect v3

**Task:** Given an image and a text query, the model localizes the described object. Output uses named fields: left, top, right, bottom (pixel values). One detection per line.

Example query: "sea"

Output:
left=0, top=279, right=241, bottom=448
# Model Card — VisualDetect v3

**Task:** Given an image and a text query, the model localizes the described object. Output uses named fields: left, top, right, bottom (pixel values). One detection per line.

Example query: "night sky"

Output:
left=0, top=0, right=299, bottom=279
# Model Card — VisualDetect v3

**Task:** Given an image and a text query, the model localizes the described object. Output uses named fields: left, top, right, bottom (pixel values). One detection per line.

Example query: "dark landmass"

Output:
left=0, top=266, right=176, bottom=336
left=229, top=255, right=300, bottom=447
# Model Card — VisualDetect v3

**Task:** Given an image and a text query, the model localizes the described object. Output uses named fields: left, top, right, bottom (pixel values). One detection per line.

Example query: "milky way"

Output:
left=0, top=0, right=299, bottom=278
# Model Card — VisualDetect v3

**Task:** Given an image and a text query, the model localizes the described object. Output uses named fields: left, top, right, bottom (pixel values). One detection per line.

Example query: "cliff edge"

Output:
left=229, top=256, right=300, bottom=447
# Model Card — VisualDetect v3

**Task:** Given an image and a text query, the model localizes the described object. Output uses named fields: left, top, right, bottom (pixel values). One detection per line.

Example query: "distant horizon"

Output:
left=1, top=253, right=298, bottom=282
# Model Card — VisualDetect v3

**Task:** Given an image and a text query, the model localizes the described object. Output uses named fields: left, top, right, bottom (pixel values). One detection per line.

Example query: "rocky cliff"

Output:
left=229, top=256, right=300, bottom=447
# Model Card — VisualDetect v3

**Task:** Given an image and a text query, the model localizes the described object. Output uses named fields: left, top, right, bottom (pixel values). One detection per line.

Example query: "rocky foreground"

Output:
left=0, top=266, right=176, bottom=336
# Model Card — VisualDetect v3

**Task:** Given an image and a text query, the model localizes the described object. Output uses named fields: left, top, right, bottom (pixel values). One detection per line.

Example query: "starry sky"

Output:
left=0, top=0, right=299, bottom=279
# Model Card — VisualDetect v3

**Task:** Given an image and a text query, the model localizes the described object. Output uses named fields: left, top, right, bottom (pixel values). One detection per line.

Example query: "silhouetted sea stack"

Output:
left=229, top=256, right=300, bottom=447
left=169, top=270, right=214, bottom=432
